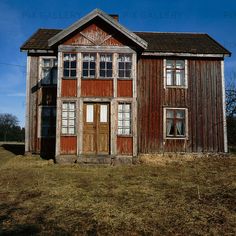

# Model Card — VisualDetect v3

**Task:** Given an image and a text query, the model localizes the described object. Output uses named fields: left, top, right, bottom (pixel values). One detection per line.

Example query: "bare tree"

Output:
left=0, top=113, right=19, bottom=141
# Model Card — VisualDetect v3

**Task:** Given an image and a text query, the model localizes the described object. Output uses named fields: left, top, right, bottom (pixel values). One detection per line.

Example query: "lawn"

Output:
left=0, top=144, right=235, bottom=235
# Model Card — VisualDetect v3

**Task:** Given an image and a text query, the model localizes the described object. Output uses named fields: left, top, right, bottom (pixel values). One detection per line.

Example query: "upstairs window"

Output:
left=63, top=54, right=77, bottom=78
left=41, top=107, right=56, bottom=137
left=118, top=54, right=132, bottom=78
left=82, top=53, right=96, bottom=78
left=41, top=58, right=57, bottom=85
left=62, top=102, right=76, bottom=135
left=100, top=54, right=113, bottom=78
left=165, top=108, right=186, bottom=138
left=166, top=60, right=186, bottom=87
left=118, top=103, right=131, bottom=135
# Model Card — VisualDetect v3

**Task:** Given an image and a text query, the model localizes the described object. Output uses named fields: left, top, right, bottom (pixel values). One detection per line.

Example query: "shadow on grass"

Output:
left=2, top=144, right=25, bottom=156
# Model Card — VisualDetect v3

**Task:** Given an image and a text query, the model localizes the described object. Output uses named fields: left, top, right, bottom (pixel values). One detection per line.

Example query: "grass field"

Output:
left=0, top=144, right=235, bottom=235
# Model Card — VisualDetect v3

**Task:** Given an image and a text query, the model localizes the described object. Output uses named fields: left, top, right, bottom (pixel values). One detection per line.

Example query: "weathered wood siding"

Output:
left=117, top=80, right=133, bottom=97
left=81, top=79, right=113, bottom=97
left=61, top=79, right=77, bottom=97
left=28, top=56, right=39, bottom=154
left=137, top=57, right=224, bottom=153
left=117, top=137, right=133, bottom=155
left=60, top=136, right=77, bottom=154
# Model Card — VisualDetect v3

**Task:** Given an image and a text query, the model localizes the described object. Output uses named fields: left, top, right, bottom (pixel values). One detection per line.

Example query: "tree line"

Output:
left=0, top=114, right=25, bottom=142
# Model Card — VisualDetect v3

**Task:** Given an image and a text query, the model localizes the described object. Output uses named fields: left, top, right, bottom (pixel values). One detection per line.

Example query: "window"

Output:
left=166, top=60, right=186, bottom=87
left=63, top=54, right=77, bottom=78
left=118, top=103, right=131, bottom=135
left=62, top=102, right=76, bottom=135
left=41, top=58, right=57, bottom=85
left=82, top=53, right=96, bottom=78
left=118, top=54, right=132, bottom=78
left=165, top=109, right=187, bottom=138
left=41, top=107, right=56, bottom=137
left=100, top=54, right=113, bottom=77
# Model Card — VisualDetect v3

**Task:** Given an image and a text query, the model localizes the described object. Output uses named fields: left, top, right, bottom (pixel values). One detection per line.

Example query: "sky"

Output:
left=0, top=0, right=236, bottom=127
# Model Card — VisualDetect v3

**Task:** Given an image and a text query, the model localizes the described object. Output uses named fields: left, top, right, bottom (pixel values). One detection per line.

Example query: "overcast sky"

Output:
left=0, top=0, right=236, bottom=127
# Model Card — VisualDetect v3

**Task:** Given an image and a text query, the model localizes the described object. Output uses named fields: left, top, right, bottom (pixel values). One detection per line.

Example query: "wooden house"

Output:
left=20, top=9, right=231, bottom=163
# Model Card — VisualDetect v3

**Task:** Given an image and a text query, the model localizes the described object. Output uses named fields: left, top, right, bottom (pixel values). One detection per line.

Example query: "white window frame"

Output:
left=117, top=103, right=132, bottom=136
left=63, top=53, right=77, bottom=78
left=99, top=53, right=113, bottom=78
left=118, top=54, right=133, bottom=79
left=61, top=102, right=76, bottom=135
left=163, top=59, right=188, bottom=89
left=163, top=107, right=188, bottom=139
left=39, top=56, right=58, bottom=86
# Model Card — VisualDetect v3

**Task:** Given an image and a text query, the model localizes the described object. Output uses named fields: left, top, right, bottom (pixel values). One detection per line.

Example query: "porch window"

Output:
left=41, top=107, right=56, bottom=137
left=62, top=102, right=76, bottom=135
left=118, top=54, right=132, bottom=78
left=118, top=103, right=131, bottom=135
left=63, top=54, right=77, bottom=78
left=41, top=58, right=57, bottom=85
left=166, top=60, right=186, bottom=87
left=82, top=53, right=96, bottom=78
left=100, top=54, right=113, bottom=78
left=165, top=108, right=186, bottom=138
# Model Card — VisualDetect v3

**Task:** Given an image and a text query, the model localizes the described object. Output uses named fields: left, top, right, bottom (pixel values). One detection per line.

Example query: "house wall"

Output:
left=137, top=56, right=225, bottom=153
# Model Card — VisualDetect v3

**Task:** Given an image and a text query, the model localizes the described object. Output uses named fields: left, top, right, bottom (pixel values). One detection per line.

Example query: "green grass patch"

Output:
left=0, top=146, right=235, bottom=235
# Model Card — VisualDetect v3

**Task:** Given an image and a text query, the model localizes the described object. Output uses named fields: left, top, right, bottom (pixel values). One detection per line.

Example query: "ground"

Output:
left=0, top=144, right=235, bottom=235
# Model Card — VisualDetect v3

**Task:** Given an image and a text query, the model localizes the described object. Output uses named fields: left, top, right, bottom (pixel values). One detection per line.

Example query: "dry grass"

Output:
left=0, top=145, right=235, bottom=235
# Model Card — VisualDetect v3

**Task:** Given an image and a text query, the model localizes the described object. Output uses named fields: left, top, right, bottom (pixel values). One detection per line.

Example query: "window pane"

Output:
left=176, top=60, right=184, bottom=69
left=166, top=119, right=174, bottom=135
left=83, top=70, right=88, bottom=77
left=119, top=70, right=124, bottom=77
left=176, top=120, right=185, bottom=136
left=71, top=61, right=76, bottom=68
left=90, top=70, right=95, bottom=77
left=100, top=62, right=105, bottom=69
left=62, top=111, right=67, bottom=118
left=69, top=119, right=75, bottom=126
left=107, top=62, right=112, bottom=70
left=69, top=128, right=75, bottom=134
left=62, top=127, right=67, bottom=134
left=166, top=60, right=174, bottom=69
left=90, top=62, right=96, bottom=69
left=64, top=61, right=69, bottom=69
left=43, top=59, right=50, bottom=67
left=86, top=105, right=94, bottom=122
left=176, top=110, right=185, bottom=119
left=107, top=70, right=112, bottom=77
left=64, top=69, right=69, bottom=77
left=71, top=70, right=76, bottom=77
left=62, top=119, right=67, bottom=126
left=100, top=105, right=108, bottom=123
left=100, top=70, right=105, bottom=77
left=176, top=70, right=185, bottom=86
left=69, top=103, right=75, bottom=110
left=167, top=110, right=174, bottom=118
left=119, top=62, right=124, bottom=69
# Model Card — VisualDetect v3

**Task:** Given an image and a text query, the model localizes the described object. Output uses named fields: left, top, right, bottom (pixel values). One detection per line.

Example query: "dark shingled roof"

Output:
left=20, top=29, right=231, bottom=55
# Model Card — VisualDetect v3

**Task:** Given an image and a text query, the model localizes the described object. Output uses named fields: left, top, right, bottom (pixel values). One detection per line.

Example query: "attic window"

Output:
left=41, top=58, right=57, bottom=85
left=63, top=53, right=77, bottom=78
left=118, top=54, right=132, bottom=78
left=165, top=59, right=187, bottom=87
left=100, top=54, right=113, bottom=78
left=82, top=53, right=96, bottom=78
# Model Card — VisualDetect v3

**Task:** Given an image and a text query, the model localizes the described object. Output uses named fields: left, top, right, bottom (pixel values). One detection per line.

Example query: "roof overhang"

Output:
left=48, top=9, right=148, bottom=50
left=141, top=52, right=231, bottom=58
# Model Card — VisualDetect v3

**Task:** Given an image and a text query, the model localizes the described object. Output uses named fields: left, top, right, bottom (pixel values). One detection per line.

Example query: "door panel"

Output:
left=83, top=103, right=110, bottom=155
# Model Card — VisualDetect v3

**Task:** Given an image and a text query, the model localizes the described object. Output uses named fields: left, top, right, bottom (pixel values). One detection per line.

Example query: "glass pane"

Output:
left=63, top=69, right=69, bottom=77
left=71, top=61, right=76, bottom=68
left=100, top=62, right=105, bottom=69
left=125, top=70, right=131, bottom=78
left=62, top=119, right=67, bottom=126
left=83, top=70, right=88, bottom=77
left=62, top=111, right=67, bottom=118
left=69, top=119, right=75, bottom=126
left=64, top=61, right=69, bottom=69
left=124, top=104, right=130, bottom=111
left=100, top=70, right=105, bottom=77
left=100, top=105, right=108, bottom=122
left=119, top=62, right=124, bottom=69
left=69, top=112, right=74, bottom=118
left=166, top=71, right=173, bottom=85
left=90, top=62, right=96, bottom=69
left=118, top=128, right=122, bottom=135
left=62, top=127, right=67, bottom=134
left=70, top=54, right=77, bottom=61
left=86, top=105, right=94, bottom=122
left=124, top=129, right=130, bottom=135
left=118, top=120, right=123, bottom=127
left=167, top=110, right=174, bottom=118
left=107, top=62, right=112, bottom=70
left=107, top=70, right=112, bottom=77
left=52, top=68, right=57, bottom=84
left=69, top=103, right=75, bottom=110
left=176, top=110, right=185, bottom=118
left=176, top=120, right=185, bottom=136
left=176, top=60, right=184, bottom=69
left=118, top=104, right=123, bottom=112
left=126, top=62, right=132, bottom=70
left=119, top=70, right=124, bottom=77
left=43, top=59, right=50, bottom=67
left=63, top=54, right=69, bottom=61
left=166, top=60, right=174, bottom=69
left=90, top=70, right=95, bottom=77
left=69, top=127, right=74, bottom=134
left=176, top=70, right=185, bottom=86
left=71, top=70, right=76, bottom=77
left=166, top=119, right=174, bottom=136
left=62, top=103, right=68, bottom=110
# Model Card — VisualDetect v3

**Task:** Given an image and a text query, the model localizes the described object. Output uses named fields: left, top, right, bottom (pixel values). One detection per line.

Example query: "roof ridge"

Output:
left=134, top=31, right=207, bottom=35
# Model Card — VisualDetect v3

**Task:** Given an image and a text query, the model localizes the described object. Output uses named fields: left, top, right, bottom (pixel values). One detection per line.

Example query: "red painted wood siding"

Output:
left=117, top=137, right=133, bottom=155
left=117, top=80, right=133, bottom=97
left=61, top=79, right=77, bottom=97
left=81, top=79, right=113, bottom=97
left=137, top=57, right=224, bottom=153
left=60, top=136, right=77, bottom=154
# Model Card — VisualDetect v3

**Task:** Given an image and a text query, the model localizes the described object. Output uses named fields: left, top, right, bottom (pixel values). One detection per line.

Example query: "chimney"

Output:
left=109, top=14, right=119, bottom=22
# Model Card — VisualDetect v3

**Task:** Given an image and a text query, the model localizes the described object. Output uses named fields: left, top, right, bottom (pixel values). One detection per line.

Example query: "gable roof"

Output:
left=48, top=9, right=148, bottom=49
left=20, top=28, right=231, bottom=56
